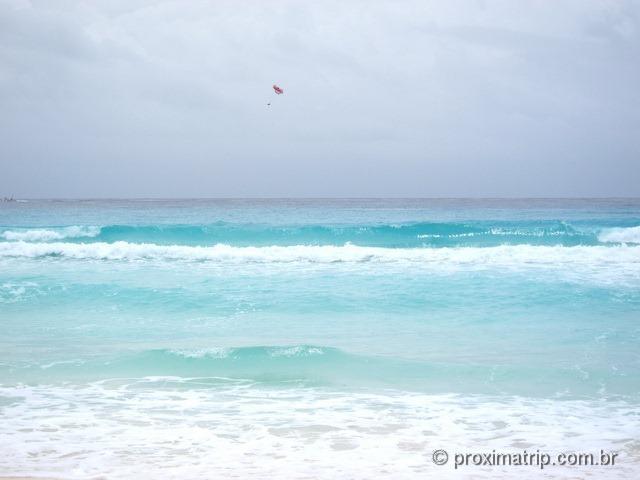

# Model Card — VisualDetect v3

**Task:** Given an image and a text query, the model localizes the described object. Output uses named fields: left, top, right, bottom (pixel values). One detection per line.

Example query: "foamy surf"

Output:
left=0, top=384, right=637, bottom=480
left=0, top=226, right=101, bottom=242
left=2, top=240, right=639, bottom=285
left=599, top=226, right=640, bottom=244
left=1, top=241, right=639, bottom=266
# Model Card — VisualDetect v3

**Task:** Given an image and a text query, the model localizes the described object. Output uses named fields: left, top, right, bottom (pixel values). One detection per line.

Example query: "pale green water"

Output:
left=1, top=199, right=639, bottom=478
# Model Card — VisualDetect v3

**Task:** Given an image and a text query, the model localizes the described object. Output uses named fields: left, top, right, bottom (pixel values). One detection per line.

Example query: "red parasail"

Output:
left=273, top=84, right=284, bottom=95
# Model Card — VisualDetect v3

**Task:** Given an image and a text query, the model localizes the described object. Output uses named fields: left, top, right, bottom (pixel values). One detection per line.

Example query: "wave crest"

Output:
left=7, top=345, right=638, bottom=396
left=598, top=226, right=640, bottom=244
left=0, top=241, right=638, bottom=270
left=0, top=226, right=101, bottom=242
left=0, top=222, right=596, bottom=247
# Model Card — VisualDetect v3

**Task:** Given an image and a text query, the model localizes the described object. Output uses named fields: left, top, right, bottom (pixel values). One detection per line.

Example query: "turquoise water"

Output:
left=1, top=199, right=639, bottom=478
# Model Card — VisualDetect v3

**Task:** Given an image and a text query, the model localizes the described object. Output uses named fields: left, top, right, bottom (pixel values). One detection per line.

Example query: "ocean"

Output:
left=1, top=198, right=639, bottom=478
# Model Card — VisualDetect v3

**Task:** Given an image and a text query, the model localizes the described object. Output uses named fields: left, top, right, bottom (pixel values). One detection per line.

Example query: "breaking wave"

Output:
left=0, top=241, right=638, bottom=269
left=0, top=222, right=598, bottom=247
left=0, top=226, right=101, bottom=242
left=599, top=226, right=640, bottom=244
left=4, top=345, right=637, bottom=397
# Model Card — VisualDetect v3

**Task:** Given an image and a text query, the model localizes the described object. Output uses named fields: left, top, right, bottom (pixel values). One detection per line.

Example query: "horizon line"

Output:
left=3, top=196, right=640, bottom=201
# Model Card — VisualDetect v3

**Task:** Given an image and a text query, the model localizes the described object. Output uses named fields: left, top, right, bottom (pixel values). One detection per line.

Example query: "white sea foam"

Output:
left=0, top=226, right=101, bottom=242
left=269, top=346, right=325, bottom=357
left=0, top=241, right=638, bottom=269
left=599, top=226, right=640, bottom=244
left=167, top=346, right=326, bottom=359
left=0, top=384, right=637, bottom=479
left=168, top=347, right=232, bottom=359
left=2, top=242, right=639, bottom=287
left=417, top=228, right=578, bottom=239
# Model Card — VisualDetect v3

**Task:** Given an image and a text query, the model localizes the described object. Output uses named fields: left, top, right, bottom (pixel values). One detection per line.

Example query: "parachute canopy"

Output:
left=273, top=84, right=284, bottom=95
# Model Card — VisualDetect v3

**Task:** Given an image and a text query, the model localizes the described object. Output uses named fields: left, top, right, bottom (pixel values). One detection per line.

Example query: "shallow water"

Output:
left=1, top=199, right=639, bottom=478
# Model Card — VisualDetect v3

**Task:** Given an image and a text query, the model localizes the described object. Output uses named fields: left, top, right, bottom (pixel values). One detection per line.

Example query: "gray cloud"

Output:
left=1, top=0, right=639, bottom=197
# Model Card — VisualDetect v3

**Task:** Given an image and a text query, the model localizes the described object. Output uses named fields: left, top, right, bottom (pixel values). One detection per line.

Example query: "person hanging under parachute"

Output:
left=268, top=84, right=284, bottom=106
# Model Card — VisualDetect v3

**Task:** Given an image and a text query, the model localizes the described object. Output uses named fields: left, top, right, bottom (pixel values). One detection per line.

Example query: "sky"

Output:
left=1, top=0, right=639, bottom=198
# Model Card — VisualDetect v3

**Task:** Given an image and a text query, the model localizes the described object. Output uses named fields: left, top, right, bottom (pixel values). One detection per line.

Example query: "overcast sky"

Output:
left=1, top=0, right=639, bottom=197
